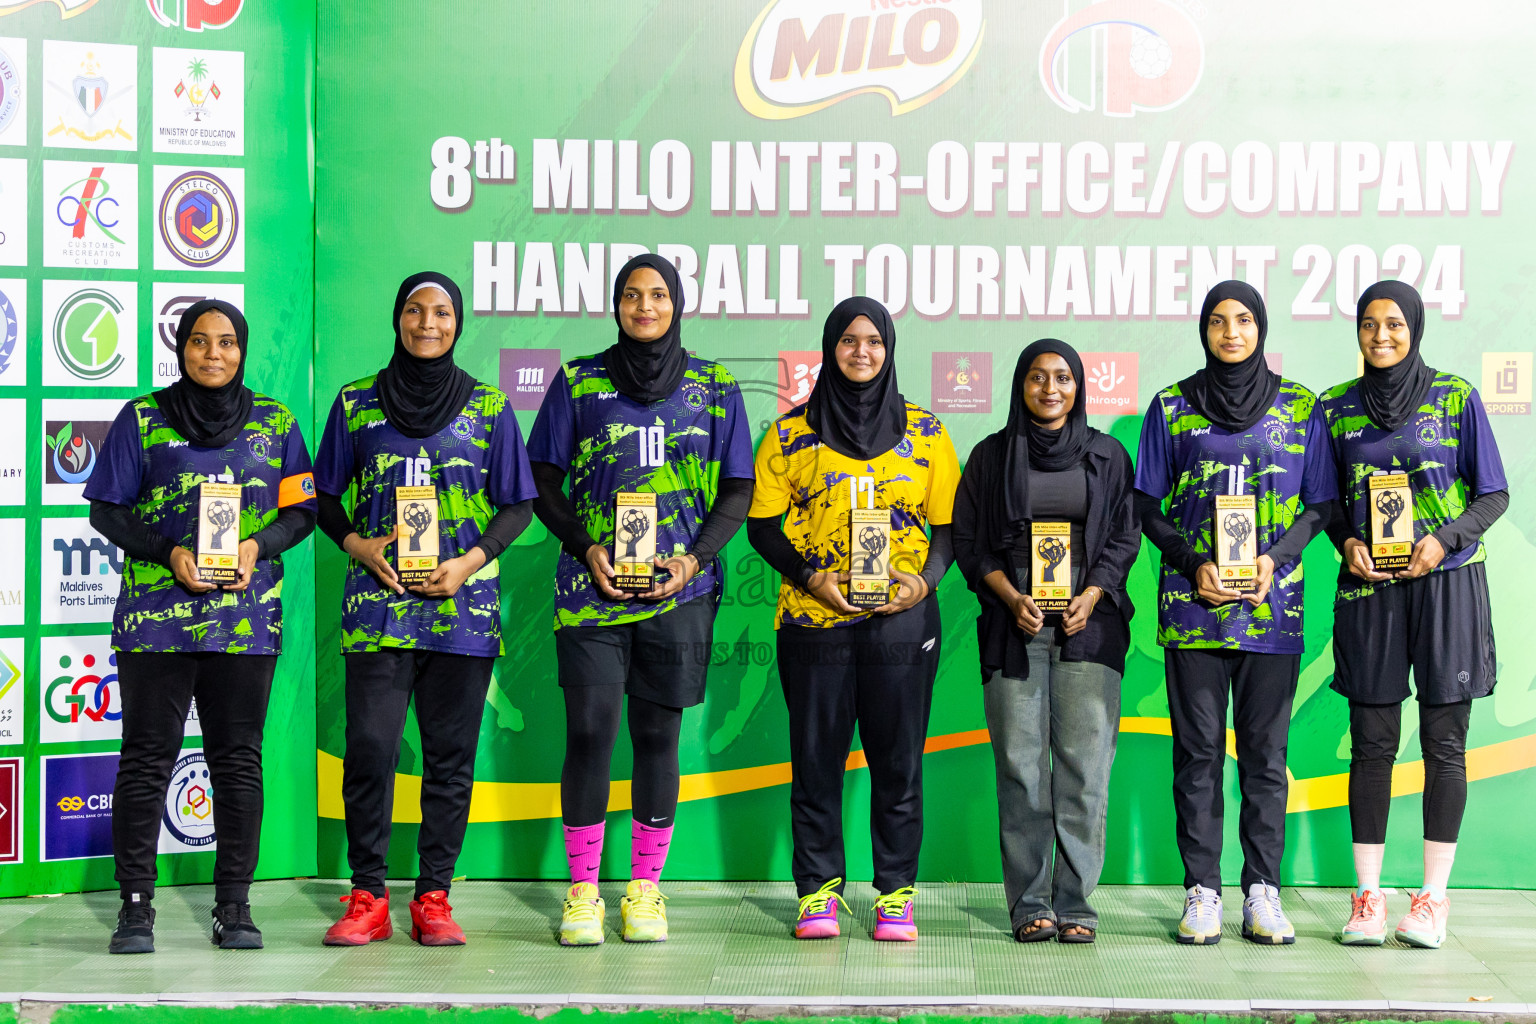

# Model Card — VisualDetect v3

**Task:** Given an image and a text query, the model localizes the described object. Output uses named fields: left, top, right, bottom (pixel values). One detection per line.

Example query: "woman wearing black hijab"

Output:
left=85, top=300, right=317, bottom=953
left=526, top=254, right=755, bottom=945
left=313, top=272, right=537, bottom=947
left=1320, top=280, right=1507, bottom=950
left=953, top=340, right=1139, bottom=944
left=747, top=297, right=959, bottom=942
left=1133, top=281, right=1338, bottom=946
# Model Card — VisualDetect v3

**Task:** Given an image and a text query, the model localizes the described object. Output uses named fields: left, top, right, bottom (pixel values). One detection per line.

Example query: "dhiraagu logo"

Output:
left=52, top=287, right=124, bottom=380
left=735, top=0, right=985, bottom=119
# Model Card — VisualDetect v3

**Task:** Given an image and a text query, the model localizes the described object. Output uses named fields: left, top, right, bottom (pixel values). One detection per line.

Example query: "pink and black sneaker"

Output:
left=794, top=878, right=849, bottom=939
left=873, top=886, right=918, bottom=942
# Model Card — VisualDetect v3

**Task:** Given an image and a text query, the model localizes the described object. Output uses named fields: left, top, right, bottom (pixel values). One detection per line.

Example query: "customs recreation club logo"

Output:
left=0, top=46, right=19, bottom=134
left=146, top=0, right=243, bottom=32
left=1039, top=0, right=1204, bottom=117
left=56, top=166, right=124, bottom=245
left=158, top=169, right=240, bottom=268
left=163, top=752, right=216, bottom=848
left=735, top=0, right=985, bottom=119
left=52, top=287, right=126, bottom=380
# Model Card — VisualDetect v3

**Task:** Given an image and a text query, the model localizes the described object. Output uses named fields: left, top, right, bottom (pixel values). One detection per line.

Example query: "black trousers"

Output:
left=1164, top=648, right=1300, bottom=893
left=342, top=650, right=492, bottom=899
left=1349, top=699, right=1472, bottom=844
left=777, top=596, right=941, bottom=897
left=114, top=652, right=276, bottom=904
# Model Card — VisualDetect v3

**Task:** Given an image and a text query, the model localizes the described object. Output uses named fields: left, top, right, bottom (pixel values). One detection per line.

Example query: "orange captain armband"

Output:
left=279, top=472, right=317, bottom=508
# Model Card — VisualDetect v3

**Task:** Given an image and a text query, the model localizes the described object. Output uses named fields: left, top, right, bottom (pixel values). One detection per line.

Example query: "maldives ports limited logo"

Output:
left=155, top=167, right=243, bottom=270
left=735, top=0, right=985, bottom=120
left=1039, top=0, right=1203, bottom=117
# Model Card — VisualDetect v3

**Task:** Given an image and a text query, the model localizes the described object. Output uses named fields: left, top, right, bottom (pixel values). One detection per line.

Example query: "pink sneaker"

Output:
left=794, top=878, right=848, bottom=939
left=1395, top=890, right=1449, bottom=949
left=1340, top=889, right=1387, bottom=945
left=872, top=886, right=918, bottom=942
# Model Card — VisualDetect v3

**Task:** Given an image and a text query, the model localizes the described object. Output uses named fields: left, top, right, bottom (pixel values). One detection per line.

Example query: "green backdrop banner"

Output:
left=0, top=0, right=316, bottom=897
left=309, top=0, right=1526, bottom=889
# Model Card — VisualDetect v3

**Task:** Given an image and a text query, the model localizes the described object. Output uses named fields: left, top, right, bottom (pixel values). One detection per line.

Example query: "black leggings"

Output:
left=561, top=686, right=683, bottom=828
left=1349, top=699, right=1471, bottom=845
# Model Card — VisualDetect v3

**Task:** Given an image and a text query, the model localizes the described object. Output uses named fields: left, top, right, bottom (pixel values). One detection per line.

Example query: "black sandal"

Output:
left=1058, top=924, right=1096, bottom=943
left=1014, top=918, right=1058, bottom=943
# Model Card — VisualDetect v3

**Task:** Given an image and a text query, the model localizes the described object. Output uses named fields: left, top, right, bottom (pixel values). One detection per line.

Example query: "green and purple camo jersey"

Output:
left=84, top=393, right=317, bottom=654
left=1134, top=378, right=1337, bottom=654
left=1320, top=373, right=1506, bottom=602
left=525, top=354, right=754, bottom=630
left=314, top=376, right=537, bottom=657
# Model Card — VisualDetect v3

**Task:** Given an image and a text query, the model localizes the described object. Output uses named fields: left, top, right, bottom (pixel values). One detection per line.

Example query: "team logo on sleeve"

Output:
left=156, top=168, right=241, bottom=269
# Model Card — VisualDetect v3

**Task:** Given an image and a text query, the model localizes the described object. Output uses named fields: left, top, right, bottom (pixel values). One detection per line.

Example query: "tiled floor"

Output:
left=1, top=880, right=1534, bottom=1013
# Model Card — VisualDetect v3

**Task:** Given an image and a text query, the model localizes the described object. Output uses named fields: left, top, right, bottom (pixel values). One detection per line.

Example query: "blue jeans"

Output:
left=984, top=625, right=1122, bottom=931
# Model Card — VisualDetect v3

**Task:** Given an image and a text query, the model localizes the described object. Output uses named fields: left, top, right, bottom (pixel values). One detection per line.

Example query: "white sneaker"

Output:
left=1177, top=884, right=1222, bottom=944
left=1242, top=882, right=1295, bottom=944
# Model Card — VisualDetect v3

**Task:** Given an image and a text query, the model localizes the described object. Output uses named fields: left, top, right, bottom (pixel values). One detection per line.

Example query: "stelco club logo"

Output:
left=1039, top=0, right=1204, bottom=117
left=158, top=170, right=239, bottom=268
left=53, top=287, right=126, bottom=380
left=46, top=651, right=120, bottom=728
left=735, top=0, right=985, bottom=119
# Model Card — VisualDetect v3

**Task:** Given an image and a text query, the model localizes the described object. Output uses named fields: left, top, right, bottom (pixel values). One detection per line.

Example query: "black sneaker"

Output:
left=212, top=901, right=263, bottom=949
left=109, top=896, right=156, bottom=954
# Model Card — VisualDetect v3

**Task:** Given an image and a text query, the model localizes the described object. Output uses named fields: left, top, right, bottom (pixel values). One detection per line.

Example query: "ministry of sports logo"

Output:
left=157, top=169, right=240, bottom=269
left=163, top=752, right=216, bottom=849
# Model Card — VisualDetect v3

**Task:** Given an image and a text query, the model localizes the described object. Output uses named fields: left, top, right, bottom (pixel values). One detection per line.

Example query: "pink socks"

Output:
left=563, top=822, right=604, bottom=885
left=631, top=819, right=673, bottom=883
left=1353, top=843, right=1385, bottom=892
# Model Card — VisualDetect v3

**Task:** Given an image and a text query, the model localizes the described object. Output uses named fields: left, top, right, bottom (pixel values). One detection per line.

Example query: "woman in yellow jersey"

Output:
left=746, top=296, right=960, bottom=943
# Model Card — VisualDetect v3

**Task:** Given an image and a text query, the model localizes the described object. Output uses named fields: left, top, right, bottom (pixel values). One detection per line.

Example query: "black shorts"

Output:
left=1331, top=562, right=1496, bottom=705
left=554, top=594, right=717, bottom=708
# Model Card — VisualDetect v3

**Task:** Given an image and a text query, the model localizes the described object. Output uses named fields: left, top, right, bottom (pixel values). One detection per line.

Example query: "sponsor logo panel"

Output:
left=776, top=350, right=821, bottom=413
left=1039, top=0, right=1204, bottom=117
left=146, top=0, right=243, bottom=32
left=151, top=282, right=245, bottom=386
left=1078, top=351, right=1139, bottom=415
left=40, top=635, right=120, bottom=743
left=159, top=749, right=216, bottom=853
left=41, top=399, right=122, bottom=503
left=0, top=638, right=23, bottom=747
left=498, top=348, right=562, bottom=412
left=0, top=397, right=23, bottom=503
left=0, top=756, right=18, bottom=864
left=40, top=517, right=122, bottom=624
left=0, top=158, right=27, bottom=268
left=1482, top=352, right=1532, bottom=416
left=152, top=47, right=243, bottom=155
left=0, top=277, right=27, bottom=384
left=40, top=39, right=136, bottom=150
left=931, top=351, right=991, bottom=414
left=154, top=164, right=243, bottom=271
left=41, top=279, right=138, bottom=388
left=0, top=516, right=21, bottom=627
left=0, top=0, right=99, bottom=18
left=41, top=159, right=138, bottom=269
left=736, top=0, right=985, bottom=119
left=0, top=38, right=26, bottom=147
left=41, top=751, right=115, bottom=861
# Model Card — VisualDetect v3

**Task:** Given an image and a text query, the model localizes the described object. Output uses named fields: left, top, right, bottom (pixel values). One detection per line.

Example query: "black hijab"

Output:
left=1357, top=279, right=1434, bottom=432
left=375, top=272, right=477, bottom=439
left=804, top=296, right=907, bottom=461
left=988, top=339, right=1097, bottom=552
left=604, top=254, right=688, bottom=403
left=155, top=299, right=253, bottom=449
left=1180, top=280, right=1280, bottom=433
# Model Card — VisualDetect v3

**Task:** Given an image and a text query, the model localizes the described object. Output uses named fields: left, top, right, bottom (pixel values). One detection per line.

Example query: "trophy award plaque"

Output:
left=1368, top=472, right=1414, bottom=571
left=1030, top=521, right=1072, bottom=613
left=1214, top=493, right=1259, bottom=593
left=614, top=491, right=658, bottom=592
left=848, top=507, right=891, bottom=609
left=395, top=485, right=440, bottom=586
left=196, top=482, right=242, bottom=585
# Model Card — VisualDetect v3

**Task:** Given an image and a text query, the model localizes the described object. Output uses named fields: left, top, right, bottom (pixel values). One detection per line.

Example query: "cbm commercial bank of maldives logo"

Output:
left=735, top=0, right=985, bottom=119
left=1039, top=0, right=1204, bottom=117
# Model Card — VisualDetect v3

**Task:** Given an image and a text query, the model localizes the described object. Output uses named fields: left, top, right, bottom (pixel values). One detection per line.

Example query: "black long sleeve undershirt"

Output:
left=530, top=461, right=599, bottom=562
left=921, top=524, right=954, bottom=592
left=1135, top=490, right=1335, bottom=579
left=1261, top=500, right=1336, bottom=570
left=747, top=516, right=954, bottom=594
left=89, top=501, right=315, bottom=564
left=689, top=477, right=753, bottom=566
left=1325, top=489, right=1509, bottom=557
left=317, top=491, right=531, bottom=563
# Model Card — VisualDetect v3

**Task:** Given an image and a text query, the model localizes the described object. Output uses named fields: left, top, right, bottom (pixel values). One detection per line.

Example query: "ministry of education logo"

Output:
left=157, top=169, right=240, bottom=269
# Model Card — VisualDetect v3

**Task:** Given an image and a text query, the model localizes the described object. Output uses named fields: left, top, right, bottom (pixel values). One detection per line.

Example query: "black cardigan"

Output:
left=953, top=431, right=1140, bottom=683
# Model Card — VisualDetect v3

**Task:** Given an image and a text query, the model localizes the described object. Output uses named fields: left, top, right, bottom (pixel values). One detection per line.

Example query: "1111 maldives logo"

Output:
left=156, top=167, right=241, bottom=269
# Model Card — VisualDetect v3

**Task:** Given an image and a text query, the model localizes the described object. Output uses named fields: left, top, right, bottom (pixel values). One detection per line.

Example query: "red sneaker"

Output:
left=410, top=890, right=466, bottom=946
left=323, top=889, right=392, bottom=946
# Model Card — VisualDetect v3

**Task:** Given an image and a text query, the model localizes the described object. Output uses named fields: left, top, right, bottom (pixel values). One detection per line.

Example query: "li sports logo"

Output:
left=1039, top=0, right=1203, bottom=117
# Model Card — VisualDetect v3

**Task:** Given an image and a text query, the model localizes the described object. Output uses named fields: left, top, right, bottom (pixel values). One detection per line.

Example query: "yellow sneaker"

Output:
left=620, top=879, right=668, bottom=942
left=559, top=882, right=605, bottom=946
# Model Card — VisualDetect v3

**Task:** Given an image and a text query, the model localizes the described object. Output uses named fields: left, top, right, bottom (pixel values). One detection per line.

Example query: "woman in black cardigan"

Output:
left=954, top=339, right=1140, bottom=944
